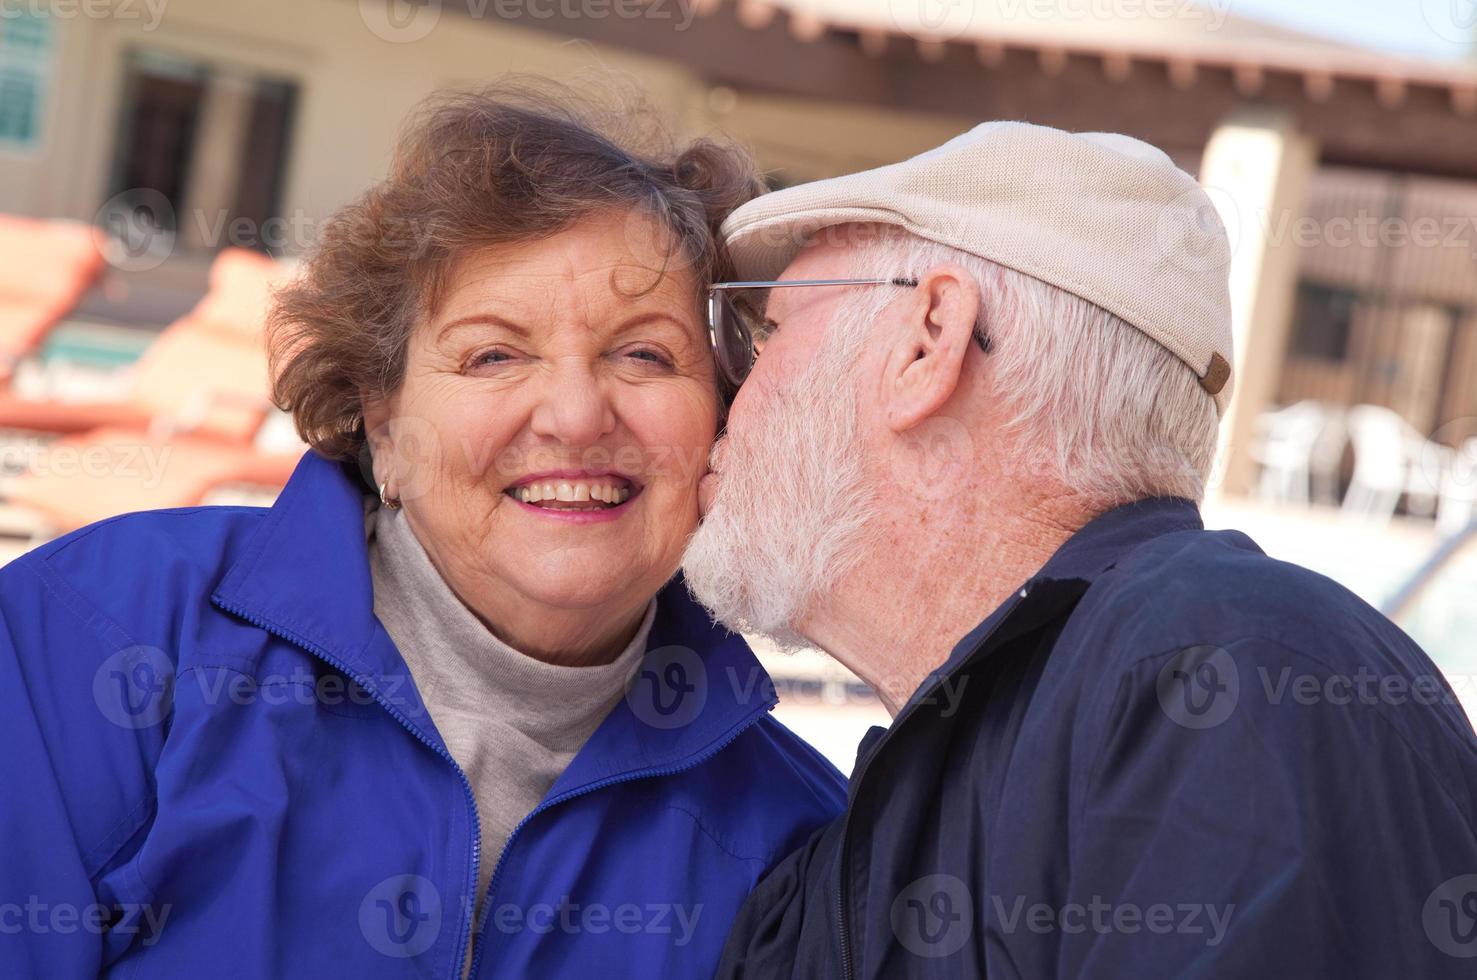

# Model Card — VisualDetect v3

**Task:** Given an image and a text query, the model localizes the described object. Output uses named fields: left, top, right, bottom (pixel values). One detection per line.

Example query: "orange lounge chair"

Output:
left=0, top=324, right=279, bottom=443
left=0, top=216, right=107, bottom=381
left=0, top=248, right=305, bottom=532
left=0, top=247, right=294, bottom=443
left=4, top=426, right=302, bottom=533
left=186, top=247, right=291, bottom=343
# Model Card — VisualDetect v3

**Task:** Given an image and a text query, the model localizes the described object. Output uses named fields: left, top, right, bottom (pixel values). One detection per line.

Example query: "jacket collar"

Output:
left=212, top=452, right=383, bottom=664
left=906, top=497, right=1204, bottom=712
left=1027, top=495, right=1203, bottom=586
left=851, top=497, right=1207, bottom=770
left=211, top=451, right=775, bottom=780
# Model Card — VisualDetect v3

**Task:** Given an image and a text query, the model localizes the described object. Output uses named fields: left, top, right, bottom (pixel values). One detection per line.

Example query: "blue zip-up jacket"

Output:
left=717, top=497, right=1477, bottom=978
left=0, top=451, right=846, bottom=978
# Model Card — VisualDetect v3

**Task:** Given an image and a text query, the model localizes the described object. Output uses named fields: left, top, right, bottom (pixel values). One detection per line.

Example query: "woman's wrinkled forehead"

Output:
left=425, top=213, right=701, bottom=319
left=419, top=224, right=702, bottom=344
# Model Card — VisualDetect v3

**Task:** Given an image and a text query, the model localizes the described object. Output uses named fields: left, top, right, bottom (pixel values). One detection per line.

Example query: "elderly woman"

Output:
left=0, top=91, right=844, bottom=978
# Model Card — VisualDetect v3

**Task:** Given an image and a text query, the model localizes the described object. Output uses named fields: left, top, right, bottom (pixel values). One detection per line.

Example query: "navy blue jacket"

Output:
left=0, top=450, right=846, bottom=977
left=717, top=497, right=1477, bottom=978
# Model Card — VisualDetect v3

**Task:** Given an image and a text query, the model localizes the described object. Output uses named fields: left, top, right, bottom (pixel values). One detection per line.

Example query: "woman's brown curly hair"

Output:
left=267, top=83, right=764, bottom=461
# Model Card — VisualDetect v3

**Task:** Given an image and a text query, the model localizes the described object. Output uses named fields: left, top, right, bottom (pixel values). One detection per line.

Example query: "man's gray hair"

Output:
left=836, top=228, right=1222, bottom=504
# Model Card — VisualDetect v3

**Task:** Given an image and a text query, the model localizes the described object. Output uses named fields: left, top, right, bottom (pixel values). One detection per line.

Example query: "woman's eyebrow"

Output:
left=610, top=311, right=690, bottom=336
left=434, top=310, right=695, bottom=346
left=435, top=314, right=530, bottom=344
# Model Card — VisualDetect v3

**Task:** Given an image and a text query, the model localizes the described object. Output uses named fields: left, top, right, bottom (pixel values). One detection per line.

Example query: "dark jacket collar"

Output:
left=904, top=497, right=1204, bottom=714
left=1028, top=495, right=1203, bottom=586
left=211, top=451, right=775, bottom=782
left=851, top=499, right=1206, bottom=766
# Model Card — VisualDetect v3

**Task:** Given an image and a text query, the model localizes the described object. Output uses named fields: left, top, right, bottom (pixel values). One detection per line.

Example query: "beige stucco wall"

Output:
left=1200, top=109, right=1318, bottom=498
left=702, top=86, right=977, bottom=184
left=1, top=0, right=975, bottom=246
left=1, top=0, right=695, bottom=229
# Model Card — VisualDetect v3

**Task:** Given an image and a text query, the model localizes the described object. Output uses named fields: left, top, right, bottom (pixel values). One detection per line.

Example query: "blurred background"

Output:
left=2, top=0, right=1476, bottom=767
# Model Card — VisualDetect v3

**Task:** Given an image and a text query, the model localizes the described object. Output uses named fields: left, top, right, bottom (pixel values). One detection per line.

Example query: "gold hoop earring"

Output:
left=379, top=482, right=401, bottom=510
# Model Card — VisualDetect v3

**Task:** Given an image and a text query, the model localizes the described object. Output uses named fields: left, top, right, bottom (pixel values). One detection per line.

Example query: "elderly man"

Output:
left=683, top=123, right=1477, bottom=978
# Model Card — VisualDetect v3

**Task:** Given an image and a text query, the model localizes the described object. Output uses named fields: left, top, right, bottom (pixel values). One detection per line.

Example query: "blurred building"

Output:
left=4, top=0, right=1477, bottom=487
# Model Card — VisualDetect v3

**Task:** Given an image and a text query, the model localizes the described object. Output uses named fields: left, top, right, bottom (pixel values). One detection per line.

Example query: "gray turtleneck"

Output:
left=365, top=501, right=653, bottom=925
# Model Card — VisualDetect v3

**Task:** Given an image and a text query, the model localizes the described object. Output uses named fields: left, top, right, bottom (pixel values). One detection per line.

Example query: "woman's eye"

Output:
left=624, top=347, right=672, bottom=368
left=467, top=349, right=513, bottom=370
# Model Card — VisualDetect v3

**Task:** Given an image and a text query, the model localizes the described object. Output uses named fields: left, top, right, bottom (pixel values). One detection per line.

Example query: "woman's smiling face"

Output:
left=364, top=211, right=719, bottom=636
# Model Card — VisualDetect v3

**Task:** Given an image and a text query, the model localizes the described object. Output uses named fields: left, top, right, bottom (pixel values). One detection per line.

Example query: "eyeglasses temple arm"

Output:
left=710, top=277, right=917, bottom=292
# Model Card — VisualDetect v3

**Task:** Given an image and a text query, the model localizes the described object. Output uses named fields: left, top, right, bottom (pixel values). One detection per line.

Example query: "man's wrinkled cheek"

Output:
left=726, top=377, right=772, bottom=441
left=697, top=471, right=720, bottom=518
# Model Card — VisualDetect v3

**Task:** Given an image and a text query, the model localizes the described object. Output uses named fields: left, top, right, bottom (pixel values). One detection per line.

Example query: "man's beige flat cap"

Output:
left=722, top=122, right=1235, bottom=412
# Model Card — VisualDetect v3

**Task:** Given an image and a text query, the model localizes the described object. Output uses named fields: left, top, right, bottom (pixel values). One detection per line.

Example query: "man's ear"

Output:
left=878, top=264, right=981, bottom=433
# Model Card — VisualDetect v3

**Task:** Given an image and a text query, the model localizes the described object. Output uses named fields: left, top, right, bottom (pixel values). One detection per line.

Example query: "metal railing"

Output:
left=1382, top=518, right=1477, bottom=620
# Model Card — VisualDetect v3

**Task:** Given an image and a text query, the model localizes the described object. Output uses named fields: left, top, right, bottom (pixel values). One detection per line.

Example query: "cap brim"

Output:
left=722, top=203, right=916, bottom=282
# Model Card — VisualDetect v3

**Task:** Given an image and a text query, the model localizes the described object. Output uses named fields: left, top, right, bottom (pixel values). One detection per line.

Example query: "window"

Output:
left=105, top=48, right=298, bottom=256
left=0, top=12, right=52, bottom=151
left=1290, top=282, right=1357, bottom=362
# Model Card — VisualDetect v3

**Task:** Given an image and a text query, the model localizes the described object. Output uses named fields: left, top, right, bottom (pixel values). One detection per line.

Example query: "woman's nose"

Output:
left=528, top=360, right=617, bottom=445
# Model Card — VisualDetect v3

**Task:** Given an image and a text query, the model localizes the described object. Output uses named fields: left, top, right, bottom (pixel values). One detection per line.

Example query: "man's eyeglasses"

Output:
left=706, top=277, right=919, bottom=390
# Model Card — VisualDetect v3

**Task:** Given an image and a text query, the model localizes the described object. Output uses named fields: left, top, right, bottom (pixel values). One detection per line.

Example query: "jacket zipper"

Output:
left=834, top=588, right=1029, bottom=980
left=475, top=704, right=774, bottom=974
left=212, top=598, right=484, bottom=979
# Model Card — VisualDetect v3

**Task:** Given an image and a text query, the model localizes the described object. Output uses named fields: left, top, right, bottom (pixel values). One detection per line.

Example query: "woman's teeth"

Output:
left=513, top=480, right=632, bottom=506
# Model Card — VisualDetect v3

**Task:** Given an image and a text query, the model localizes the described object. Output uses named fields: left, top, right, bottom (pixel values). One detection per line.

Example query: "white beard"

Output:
left=682, top=327, right=878, bottom=648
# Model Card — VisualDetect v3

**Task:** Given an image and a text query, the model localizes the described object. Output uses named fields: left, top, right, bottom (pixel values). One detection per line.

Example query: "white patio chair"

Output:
left=1250, top=401, right=1330, bottom=504
left=1308, top=407, right=1348, bottom=506
left=1437, top=437, right=1477, bottom=537
left=1343, top=405, right=1451, bottom=523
